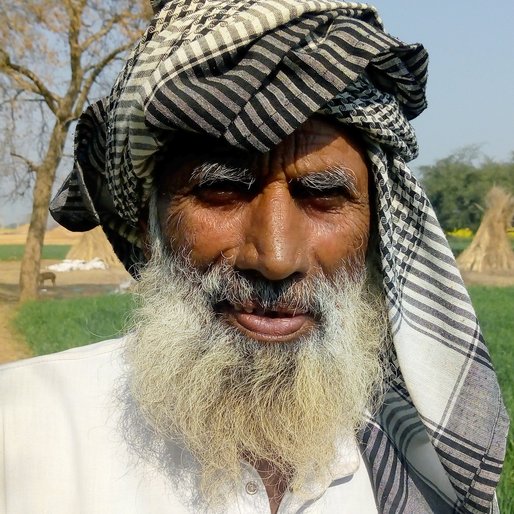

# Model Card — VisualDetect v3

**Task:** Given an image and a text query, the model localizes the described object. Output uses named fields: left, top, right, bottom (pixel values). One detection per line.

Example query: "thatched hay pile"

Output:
left=44, top=225, right=82, bottom=245
left=66, top=226, right=122, bottom=268
left=457, top=187, right=514, bottom=272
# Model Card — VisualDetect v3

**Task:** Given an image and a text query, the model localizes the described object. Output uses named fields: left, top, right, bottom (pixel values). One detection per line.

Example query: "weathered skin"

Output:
left=155, top=116, right=370, bottom=343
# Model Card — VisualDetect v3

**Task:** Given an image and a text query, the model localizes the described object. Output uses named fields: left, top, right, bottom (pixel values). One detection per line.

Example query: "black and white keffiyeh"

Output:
left=50, top=1, right=508, bottom=512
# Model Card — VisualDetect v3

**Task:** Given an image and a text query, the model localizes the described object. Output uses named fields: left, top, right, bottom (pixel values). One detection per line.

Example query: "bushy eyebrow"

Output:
left=190, top=161, right=255, bottom=188
left=292, top=165, right=358, bottom=196
left=189, top=162, right=358, bottom=196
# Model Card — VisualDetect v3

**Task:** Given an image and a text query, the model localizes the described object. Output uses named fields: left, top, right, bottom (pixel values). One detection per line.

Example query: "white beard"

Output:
left=123, top=234, right=389, bottom=506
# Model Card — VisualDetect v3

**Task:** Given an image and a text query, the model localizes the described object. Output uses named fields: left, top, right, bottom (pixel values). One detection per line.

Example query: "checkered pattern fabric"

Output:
left=50, top=2, right=508, bottom=512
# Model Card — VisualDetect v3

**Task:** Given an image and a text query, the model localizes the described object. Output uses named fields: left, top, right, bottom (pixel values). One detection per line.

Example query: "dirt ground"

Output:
left=0, top=302, right=32, bottom=363
left=0, top=224, right=83, bottom=246
left=1, top=257, right=513, bottom=365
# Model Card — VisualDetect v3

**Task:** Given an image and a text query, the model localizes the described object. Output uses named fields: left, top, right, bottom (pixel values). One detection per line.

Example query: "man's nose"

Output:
left=234, top=185, right=310, bottom=281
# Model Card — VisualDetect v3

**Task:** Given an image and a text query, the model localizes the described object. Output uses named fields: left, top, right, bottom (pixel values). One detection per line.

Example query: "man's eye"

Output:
left=292, top=185, right=351, bottom=209
left=193, top=180, right=253, bottom=203
left=305, top=187, right=347, bottom=198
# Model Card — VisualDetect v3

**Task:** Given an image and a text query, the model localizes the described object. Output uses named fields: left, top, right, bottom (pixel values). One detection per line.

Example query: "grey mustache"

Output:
left=200, top=268, right=323, bottom=315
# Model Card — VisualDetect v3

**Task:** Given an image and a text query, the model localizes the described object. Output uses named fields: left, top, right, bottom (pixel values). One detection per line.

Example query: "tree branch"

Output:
left=73, top=41, right=134, bottom=119
left=65, top=0, right=86, bottom=96
left=0, top=88, right=24, bottom=107
left=80, top=15, right=122, bottom=52
left=0, top=49, right=59, bottom=114
left=10, top=152, right=40, bottom=173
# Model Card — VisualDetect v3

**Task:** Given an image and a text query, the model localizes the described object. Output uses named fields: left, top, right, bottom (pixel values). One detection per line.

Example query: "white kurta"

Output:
left=0, top=338, right=378, bottom=514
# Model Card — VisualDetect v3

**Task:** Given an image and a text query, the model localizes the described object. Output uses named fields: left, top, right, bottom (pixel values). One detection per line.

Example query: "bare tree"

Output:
left=0, top=0, right=150, bottom=301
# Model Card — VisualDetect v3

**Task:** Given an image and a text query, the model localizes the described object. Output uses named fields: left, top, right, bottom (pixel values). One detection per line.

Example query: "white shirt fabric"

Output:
left=0, top=338, right=378, bottom=514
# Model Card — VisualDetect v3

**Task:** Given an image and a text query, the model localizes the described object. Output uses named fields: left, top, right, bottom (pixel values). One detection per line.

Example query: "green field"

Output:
left=13, top=293, right=134, bottom=356
left=0, top=244, right=71, bottom=261
left=468, top=286, right=514, bottom=511
left=12, top=287, right=514, bottom=510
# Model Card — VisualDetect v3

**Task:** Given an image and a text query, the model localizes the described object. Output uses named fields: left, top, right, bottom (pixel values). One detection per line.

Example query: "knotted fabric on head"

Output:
left=50, top=2, right=508, bottom=512
left=50, top=0, right=427, bottom=271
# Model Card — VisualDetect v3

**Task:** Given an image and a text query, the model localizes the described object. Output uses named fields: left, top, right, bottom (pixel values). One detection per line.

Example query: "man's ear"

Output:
left=138, top=206, right=152, bottom=260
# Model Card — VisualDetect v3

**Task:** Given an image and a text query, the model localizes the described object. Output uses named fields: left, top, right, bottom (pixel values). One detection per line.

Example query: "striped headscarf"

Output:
left=50, top=1, right=508, bottom=512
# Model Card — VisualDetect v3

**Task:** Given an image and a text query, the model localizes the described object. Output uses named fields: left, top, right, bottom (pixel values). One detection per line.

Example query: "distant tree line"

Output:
left=419, top=147, right=514, bottom=232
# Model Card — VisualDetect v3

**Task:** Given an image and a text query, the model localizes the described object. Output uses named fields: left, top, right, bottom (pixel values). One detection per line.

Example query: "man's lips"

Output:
left=218, top=302, right=315, bottom=342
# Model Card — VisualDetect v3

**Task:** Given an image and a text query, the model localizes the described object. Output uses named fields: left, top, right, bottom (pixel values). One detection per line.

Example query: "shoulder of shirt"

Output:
left=0, top=336, right=127, bottom=376
left=0, top=337, right=129, bottom=418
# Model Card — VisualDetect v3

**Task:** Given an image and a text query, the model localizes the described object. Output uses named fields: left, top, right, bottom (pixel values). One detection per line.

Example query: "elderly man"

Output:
left=0, top=1, right=508, bottom=513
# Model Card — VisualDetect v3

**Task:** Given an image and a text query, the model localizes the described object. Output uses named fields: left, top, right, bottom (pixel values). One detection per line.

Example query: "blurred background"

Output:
left=0, top=1, right=512, bottom=509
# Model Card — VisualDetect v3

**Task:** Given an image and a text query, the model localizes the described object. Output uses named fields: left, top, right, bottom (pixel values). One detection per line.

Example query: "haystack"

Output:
left=66, top=226, right=122, bottom=268
left=44, top=225, right=82, bottom=245
left=457, top=187, right=514, bottom=272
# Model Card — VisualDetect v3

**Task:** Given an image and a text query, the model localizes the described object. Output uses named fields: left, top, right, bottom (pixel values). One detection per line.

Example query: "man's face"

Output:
left=127, top=117, right=385, bottom=503
left=155, top=116, right=371, bottom=344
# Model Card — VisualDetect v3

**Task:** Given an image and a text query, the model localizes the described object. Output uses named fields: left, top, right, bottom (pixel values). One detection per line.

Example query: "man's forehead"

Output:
left=157, top=117, right=367, bottom=179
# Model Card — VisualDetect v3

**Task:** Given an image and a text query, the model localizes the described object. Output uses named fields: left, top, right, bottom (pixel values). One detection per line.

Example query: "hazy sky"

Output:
left=1, top=1, right=513, bottom=225
left=372, top=0, right=514, bottom=168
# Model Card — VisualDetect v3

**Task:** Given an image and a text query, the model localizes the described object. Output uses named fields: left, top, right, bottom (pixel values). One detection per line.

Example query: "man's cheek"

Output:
left=312, top=219, right=370, bottom=273
left=165, top=205, right=244, bottom=267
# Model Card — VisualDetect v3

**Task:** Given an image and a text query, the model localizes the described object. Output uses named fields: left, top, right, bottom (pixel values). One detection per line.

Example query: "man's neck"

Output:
left=253, top=460, right=289, bottom=514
